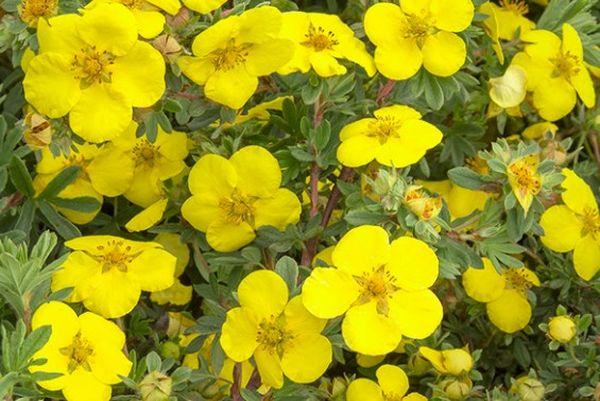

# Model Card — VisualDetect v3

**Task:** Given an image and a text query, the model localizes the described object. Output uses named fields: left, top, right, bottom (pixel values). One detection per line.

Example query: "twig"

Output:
left=376, top=79, right=396, bottom=106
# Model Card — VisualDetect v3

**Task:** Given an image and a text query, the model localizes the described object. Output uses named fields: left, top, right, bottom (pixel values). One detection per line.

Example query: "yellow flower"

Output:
left=18, top=0, right=57, bottom=27
left=33, top=143, right=134, bottom=224
left=178, top=6, right=294, bottom=109
left=182, top=146, right=301, bottom=252
left=364, top=0, right=474, bottom=79
left=547, top=315, right=576, bottom=343
left=540, top=168, right=600, bottom=280
left=125, top=198, right=168, bottom=232
left=220, top=270, right=332, bottom=389
left=489, top=65, right=527, bottom=109
left=346, top=365, right=426, bottom=401
left=512, top=24, right=596, bottom=121
left=404, top=185, right=443, bottom=221
left=111, top=122, right=188, bottom=207
left=87, top=0, right=181, bottom=39
left=150, top=233, right=192, bottom=306
left=480, top=1, right=534, bottom=41
left=233, top=96, right=292, bottom=125
left=419, top=346, right=473, bottom=376
left=277, top=12, right=375, bottom=77
left=507, top=154, right=542, bottom=214
left=302, top=225, right=443, bottom=355
left=462, top=257, right=540, bottom=333
left=180, top=0, right=225, bottom=14
left=29, top=301, right=131, bottom=401
left=51, top=235, right=176, bottom=318
left=420, top=180, right=490, bottom=220
left=23, top=3, right=165, bottom=143
left=336, top=105, right=443, bottom=168
left=522, top=122, right=558, bottom=140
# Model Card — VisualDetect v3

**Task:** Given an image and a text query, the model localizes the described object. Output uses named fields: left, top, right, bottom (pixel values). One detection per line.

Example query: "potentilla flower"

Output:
left=419, top=346, right=473, bottom=376
left=511, top=24, right=595, bottom=121
left=540, top=168, right=600, bottom=281
left=488, top=65, right=527, bottom=110
left=23, top=3, right=165, bottom=142
left=18, top=0, right=57, bottom=27
left=462, top=257, right=540, bottom=333
left=109, top=122, right=188, bottom=207
left=29, top=301, right=132, bottom=401
left=51, top=235, right=176, bottom=318
left=507, top=154, right=542, bottom=214
left=336, top=105, right=443, bottom=168
left=177, top=6, right=294, bottom=109
left=220, top=270, right=332, bottom=389
left=346, top=364, right=427, bottom=401
left=33, top=143, right=134, bottom=224
left=302, top=225, right=443, bottom=356
left=277, top=11, right=375, bottom=77
left=364, top=0, right=474, bottom=79
left=87, top=0, right=181, bottom=39
left=182, top=146, right=301, bottom=252
left=480, top=1, right=534, bottom=41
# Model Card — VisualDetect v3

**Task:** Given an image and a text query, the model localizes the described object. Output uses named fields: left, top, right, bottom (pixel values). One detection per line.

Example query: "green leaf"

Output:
left=424, top=73, right=444, bottom=110
left=49, top=196, right=101, bottom=213
left=14, top=199, right=36, bottom=235
left=275, top=256, right=298, bottom=292
left=448, top=167, right=488, bottom=190
left=8, top=155, right=34, bottom=197
left=38, top=166, right=80, bottom=199
left=19, top=325, right=51, bottom=369
left=38, top=201, right=81, bottom=240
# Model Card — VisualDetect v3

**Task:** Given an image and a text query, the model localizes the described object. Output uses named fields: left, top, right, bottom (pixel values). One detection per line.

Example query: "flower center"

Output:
left=219, top=190, right=256, bottom=225
left=500, top=0, right=528, bottom=15
left=402, top=14, right=434, bottom=46
left=95, top=240, right=137, bottom=273
left=18, top=0, right=57, bottom=25
left=502, top=269, right=533, bottom=293
left=71, top=46, right=115, bottom=87
left=550, top=51, right=581, bottom=80
left=209, top=39, right=251, bottom=71
left=508, top=160, right=541, bottom=195
left=60, top=334, right=94, bottom=372
left=580, top=207, right=600, bottom=237
left=368, top=117, right=401, bottom=144
left=354, top=266, right=398, bottom=314
left=133, top=140, right=159, bottom=167
left=302, top=23, right=338, bottom=51
left=256, top=319, right=292, bottom=350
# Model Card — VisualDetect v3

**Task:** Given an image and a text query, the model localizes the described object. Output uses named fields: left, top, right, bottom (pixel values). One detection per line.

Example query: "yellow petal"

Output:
left=539, top=205, right=582, bottom=252
left=430, top=0, right=474, bottom=32
left=301, top=267, right=360, bottom=319
left=181, top=0, right=225, bottom=13
left=111, top=41, right=166, bottom=108
left=376, top=119, right=442, bottom=167
left=364, top=3, right=404, bottom=46
left=337, top=135, right=380, bottom=167
left=37, top=14, right=85, bottom=54
left=31, top=301, right=80, bottom=349
left=532, top=76, right=577, bottom=121
left=181, top=195, right=222, bottom=232
left=388, top=289, right=443, bottom=339
left=388, top=236, right=438, bottom=290
left=87, top=147, right=134, bottom=197
left=376, top=364, right=409, bottom=398
left=573, top=235, right=600, bottom=281
left=571, top=68, right=596, bottom=108
left=29, top=347, right=70, bottom=391
left=132, top=9, right=165, bottom=39
left=281, top=333, right=331, bottom=384
left=229, top=146, right=281, bottom=197
left=23, top=53, right=80, bottom=118
left=374, top=41, right=423, bottom=80
left=82, top=270, right=141, bottom=318
left=346, top=378, right=384, bottom=401
left=204, top=67, right=258, bottom=109
left=178, top=56, right=214, bottom=85
left=206, top=219, right=256, bottom=252
left=489, top=65, right=527, bottom=108
left=422, top=31, right=466, bottom=77
left=462, top=258, right=506, bottom=302
left=150, top=279, right=193, bottom=306
left=561, top=24, right=583, bottom=59
left=78, top=3, right=137, bottom=56
left=238, top=270, right=289, bottom=319
left=339, top=118, right=377, bottom=140
left=245, top=39, right=295, bottom=76
left=124, top=166, right=162, bottom=207
left=220, top=307, right=259, bottom=362
left=127, top=247, right=176, bottom=291
left=486, top=289, right=531, bottom=333
left=188, top=153, right=237, bottom=197
left=254, top=189, right=302, bottom=230
left=332, top=225, right=391, bottom=276
left=154, top=232, right=189, bottom=277
left=284, top=296, right=327, bottom=334
left=374, top=105, right=422, bottom=121
left=254, top=345, right=284, bottom=389
left=62, top=368, right=111, bottom=401
left=51, top=251, right=103, bottom=303
left=342, top=301, right=402, bottom=355
left=522, top=122, right=558, bottom=140
left=145, top=0, right=181, bottom=14
left=561, top=168, right=598, bottom=215
left=125, top=198, right=168, bottom=232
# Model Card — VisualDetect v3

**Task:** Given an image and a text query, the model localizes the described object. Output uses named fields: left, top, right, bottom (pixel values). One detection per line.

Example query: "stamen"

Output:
left=302, top=23, right=339, bottom=51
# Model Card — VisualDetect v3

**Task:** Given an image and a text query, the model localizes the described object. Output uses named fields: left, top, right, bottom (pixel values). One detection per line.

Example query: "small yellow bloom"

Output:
left=420, top=180, right=490, bottom=220
left=182, top=146, right=301, bottom=252
left=540, top=169, right=600, bottom=280
left=18, top=0, right=57, bottom=27
left=480, top=1, right=534, bottom=41
left=336, top=105, right=443, bottom=168
left=512, top=24, right=596, bottom=121
left=419, top=346, right=473, bottom=376
left=404, top=185, right=443, bottom=221
left=34, top=143, right=134, bottom=224
left=302, top=225, right=443, bottom=355
left=507, top=154, right=542, bottom=214
left=547, top=315, right=576, bottom=343
left=30, top=301, right=132, bottom=401
left=178, top=6, right=294, bottom=109
left=23, top=3, right=166, bottom=142
left=440, top=377, right=472, bottom=400
left=23, top=112, right=52, bottom=149
left=277, top=12, right=375, bottom=77
left=364, top=0, right=474, bottom=79
left=489, top=65, right=527, bottom=109
left=346, top=365, right=426, bottom=401
left=52, top=235, right=176, bottom=318
left=150, top=233, right=192, bottom=306
left=220, top=270, right=332, bottom=389
left=111, top=122, right=188, bottom=207
left=462, top=258, right=540, bottom=333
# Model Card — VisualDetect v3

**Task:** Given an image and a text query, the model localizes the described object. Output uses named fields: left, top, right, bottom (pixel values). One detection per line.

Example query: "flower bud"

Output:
left=152, top=35, right=182, bottom=61
left=140, top=371, right=172, bottom=401
left=23, top=113, right=52, bottom=149
left=510, top=377, right=545, bottom=401
left=442, top=349, right=474, bottom=376
left=407, top=353, right=431, bottom=376
left=440, top=377, right=472, bottom=400
left=548, top=315, right=576, bottom=343
left=160, top=341, right=180, bottom=360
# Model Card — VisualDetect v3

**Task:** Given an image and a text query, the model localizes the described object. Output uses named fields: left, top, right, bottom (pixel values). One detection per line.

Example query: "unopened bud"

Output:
left=441, top=377, right=472, bottom=400
left=548, top=315, right=576, bottom=343
left=140, top=371, right=172, bottom=401
left=510, top=377, right=545, bottom=401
